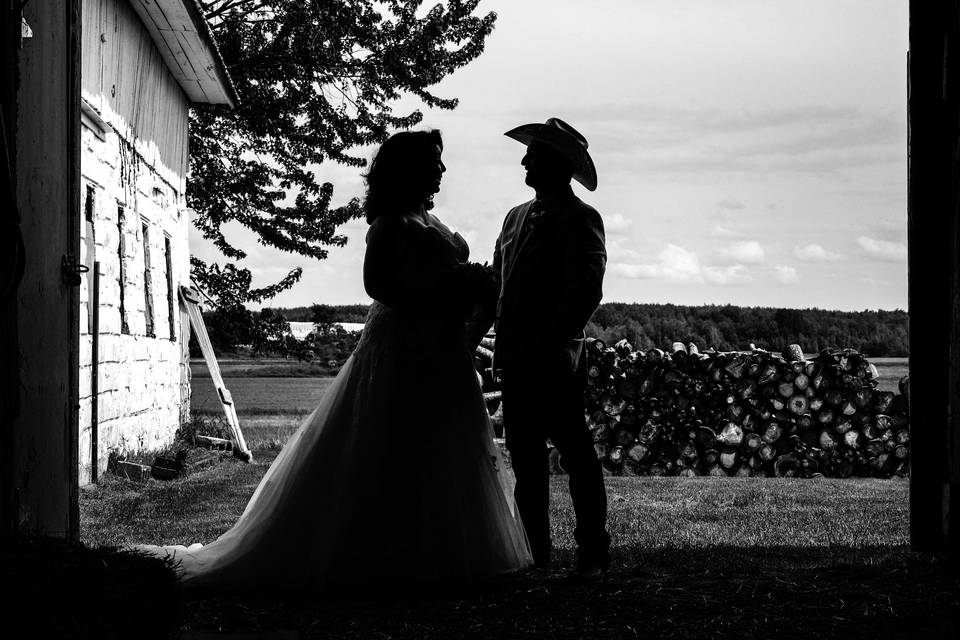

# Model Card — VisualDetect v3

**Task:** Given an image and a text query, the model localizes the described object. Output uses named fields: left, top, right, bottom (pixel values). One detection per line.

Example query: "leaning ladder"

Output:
left=179, top=285, right=253, bottom=462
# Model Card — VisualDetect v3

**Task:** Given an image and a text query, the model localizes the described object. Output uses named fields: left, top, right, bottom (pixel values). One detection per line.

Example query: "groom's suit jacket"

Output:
left=492, top=187, right=607, bottom=373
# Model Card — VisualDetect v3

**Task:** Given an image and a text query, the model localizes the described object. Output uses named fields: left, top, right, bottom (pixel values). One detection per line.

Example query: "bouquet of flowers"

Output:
left=446, top=260, right=498, bottom=316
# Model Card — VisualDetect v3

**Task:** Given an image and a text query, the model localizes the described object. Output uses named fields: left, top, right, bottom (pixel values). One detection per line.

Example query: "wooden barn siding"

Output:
left=81, top=0, right=189, bottom=193
left=129, top=0, right=234, bottom=105
left=76, top=0, right=195, bottom=484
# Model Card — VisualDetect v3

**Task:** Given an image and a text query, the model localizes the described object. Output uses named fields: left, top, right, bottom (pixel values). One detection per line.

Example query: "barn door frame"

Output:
left=0, top=0, right=82, bottom=540
left=908, top=1, right=960, bottom=553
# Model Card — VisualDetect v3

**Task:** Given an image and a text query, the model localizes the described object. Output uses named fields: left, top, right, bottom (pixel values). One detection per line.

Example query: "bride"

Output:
left=140, top=130, right=532, bottom=590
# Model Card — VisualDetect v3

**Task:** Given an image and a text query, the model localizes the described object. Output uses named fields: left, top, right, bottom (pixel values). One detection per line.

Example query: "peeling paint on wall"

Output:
left=78, top=0, right=193, bottom=485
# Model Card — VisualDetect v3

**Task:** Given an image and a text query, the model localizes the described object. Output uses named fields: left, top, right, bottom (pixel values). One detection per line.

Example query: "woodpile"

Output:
left=474, top=337, right=910, bottom=478
left=106, top=445, right=224, bottom=482
left=150, top=449, right=221, bottom=480
left=582, top=339, right=909, bottom=478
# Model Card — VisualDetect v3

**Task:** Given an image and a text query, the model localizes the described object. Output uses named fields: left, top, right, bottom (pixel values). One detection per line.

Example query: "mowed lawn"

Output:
left=78, top=456, right=960, bottom=639
left=81, top=455, right=908, bottom=549
left=123, top=357, right=932, bottom=638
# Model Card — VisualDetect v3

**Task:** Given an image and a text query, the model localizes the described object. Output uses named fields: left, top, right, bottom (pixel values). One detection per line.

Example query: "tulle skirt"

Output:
left=137, top=303, right=531, bottom=591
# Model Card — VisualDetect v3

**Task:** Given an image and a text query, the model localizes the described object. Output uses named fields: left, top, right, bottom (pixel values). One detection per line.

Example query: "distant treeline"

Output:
left=270, top=304, right=369, bottom=324
left=267, top=303, right=909, bottom=357
left=587, top=303, right=908, bottom=357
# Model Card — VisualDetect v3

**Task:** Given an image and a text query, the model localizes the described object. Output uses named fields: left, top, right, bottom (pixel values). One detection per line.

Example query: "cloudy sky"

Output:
left=192, top=0, right=909, bottom=312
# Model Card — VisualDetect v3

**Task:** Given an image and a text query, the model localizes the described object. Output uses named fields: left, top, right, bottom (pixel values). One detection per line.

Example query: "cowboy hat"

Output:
left=504, top=117, right=597, bottom=191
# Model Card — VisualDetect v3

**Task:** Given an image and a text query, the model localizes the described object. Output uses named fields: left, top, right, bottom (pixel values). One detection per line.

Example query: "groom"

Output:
left=492, top=117, right=610, bottom=581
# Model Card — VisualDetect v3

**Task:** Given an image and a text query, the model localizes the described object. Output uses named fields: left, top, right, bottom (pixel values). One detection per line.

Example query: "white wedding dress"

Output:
left=137, top=213, right=531, bottom=591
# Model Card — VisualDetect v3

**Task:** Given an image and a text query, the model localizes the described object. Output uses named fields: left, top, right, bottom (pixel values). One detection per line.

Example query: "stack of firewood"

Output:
left=474, top=337, right=910, bottom=478
left=582, top=339, right=909, bottom=478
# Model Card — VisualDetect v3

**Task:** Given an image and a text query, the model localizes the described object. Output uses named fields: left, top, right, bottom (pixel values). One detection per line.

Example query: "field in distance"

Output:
left=870, top=358, right=908, bottom=393
left=191, top=376, right=335, bottom=415
left=191, top=358, right=337, bottom=378
left=190, top=358, right=908, bottom=416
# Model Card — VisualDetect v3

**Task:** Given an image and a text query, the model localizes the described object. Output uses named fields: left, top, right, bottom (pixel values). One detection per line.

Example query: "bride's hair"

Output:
left=364, top=129, right=443, bottom=224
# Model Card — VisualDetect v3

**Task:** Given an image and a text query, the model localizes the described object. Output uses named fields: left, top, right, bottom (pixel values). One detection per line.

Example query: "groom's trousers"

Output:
left=501, top=360, right=610, bottom=569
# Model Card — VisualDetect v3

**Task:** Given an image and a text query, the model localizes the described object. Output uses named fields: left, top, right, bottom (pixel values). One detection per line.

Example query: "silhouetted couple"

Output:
left=139, top=118, right=610, bottom=590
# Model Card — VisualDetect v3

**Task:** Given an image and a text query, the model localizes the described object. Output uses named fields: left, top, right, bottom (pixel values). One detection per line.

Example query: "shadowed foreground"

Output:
left=179, top=545, right=957, bottom=639
left=78, top=449, right=958, bottom=639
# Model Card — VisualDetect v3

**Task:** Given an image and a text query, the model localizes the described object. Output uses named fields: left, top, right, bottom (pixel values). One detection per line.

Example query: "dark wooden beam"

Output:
left=0, top=0, right=24, bottom=537
left=7, top=0, right=82, bottom=540
left=909, top=0, right=958, bottom=552
left=947, top=1, right=960, bottom=554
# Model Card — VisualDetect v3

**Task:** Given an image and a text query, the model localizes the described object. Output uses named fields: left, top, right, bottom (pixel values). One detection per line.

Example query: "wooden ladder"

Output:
left=179, top=285, right=253, bottom=462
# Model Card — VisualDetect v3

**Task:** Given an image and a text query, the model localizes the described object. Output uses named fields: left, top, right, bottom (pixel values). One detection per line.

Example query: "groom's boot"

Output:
left=568, top=562, right=607, bottom=584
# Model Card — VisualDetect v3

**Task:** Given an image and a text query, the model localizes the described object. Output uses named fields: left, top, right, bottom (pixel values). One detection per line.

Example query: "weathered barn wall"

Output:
left=78, top=0, right=192, bottom=484
left=81, top=0, right=189, bottom=190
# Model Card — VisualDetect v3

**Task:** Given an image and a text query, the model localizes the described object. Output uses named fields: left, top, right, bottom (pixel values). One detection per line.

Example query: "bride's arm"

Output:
left=363, top=217, right=404, bottom=307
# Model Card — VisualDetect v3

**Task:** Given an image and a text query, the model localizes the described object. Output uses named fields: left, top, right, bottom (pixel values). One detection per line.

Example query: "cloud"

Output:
left=709, top=225, right=746, bottom=239
left=732, top=116, right=901, bottom=158
left=774, top=265, right=800, bottom=284
left=611, top=244, right=752, bottom=286
left=575, top=104, right=875, bottom=140
left=794, top=243, right=844, bottom=262
left=856, top=236, right=907, bottom=262
left=577, top=103, right=904, bottom=179
left=603, top=212, right=633, bottom=235
left=612, top=244, right=702, bottom=282
left=832, top=188, right=904, bottom=204
left=704, top=264, right=753, bottom=285
left=718, top=241, right=765, bottom=264
left=606, top=238, right=644, bottom=263
left=717, top=197, right=746, bottom=210
left=872, top=219, right=907, bottom=242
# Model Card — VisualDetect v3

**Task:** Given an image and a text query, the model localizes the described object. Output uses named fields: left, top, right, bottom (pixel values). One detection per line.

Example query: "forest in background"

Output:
left=267, top=303, right=909, bottom=357
left=585, top=303, right=908, bottom=357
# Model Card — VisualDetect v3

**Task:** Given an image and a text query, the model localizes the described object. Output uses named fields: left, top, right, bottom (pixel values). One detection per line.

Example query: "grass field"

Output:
left=80, top=453, right=909, bottom=550
left=195, top=357, right=909, bottom=381
left=191, top=377, right=336, bottom=415
left=78, top=445, right=960, bottom=639
left=191, top=357, right=909, bottom=416
left=191, top=358, right=337, bottom=378
left=144, top=355, right=932, bottom=637
left=871, top=357, right=909, bottom=393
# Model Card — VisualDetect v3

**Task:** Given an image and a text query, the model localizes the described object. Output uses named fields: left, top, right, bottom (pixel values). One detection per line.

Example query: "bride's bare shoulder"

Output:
left=366, top=215, right=404, bottom=244
left=368, top=214, right=439, bottom=250
left=368, top=213, right=426, bottom=234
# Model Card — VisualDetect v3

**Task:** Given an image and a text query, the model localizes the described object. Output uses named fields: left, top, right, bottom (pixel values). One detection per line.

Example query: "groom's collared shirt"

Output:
left=492, top=185, right=606, bottom=371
